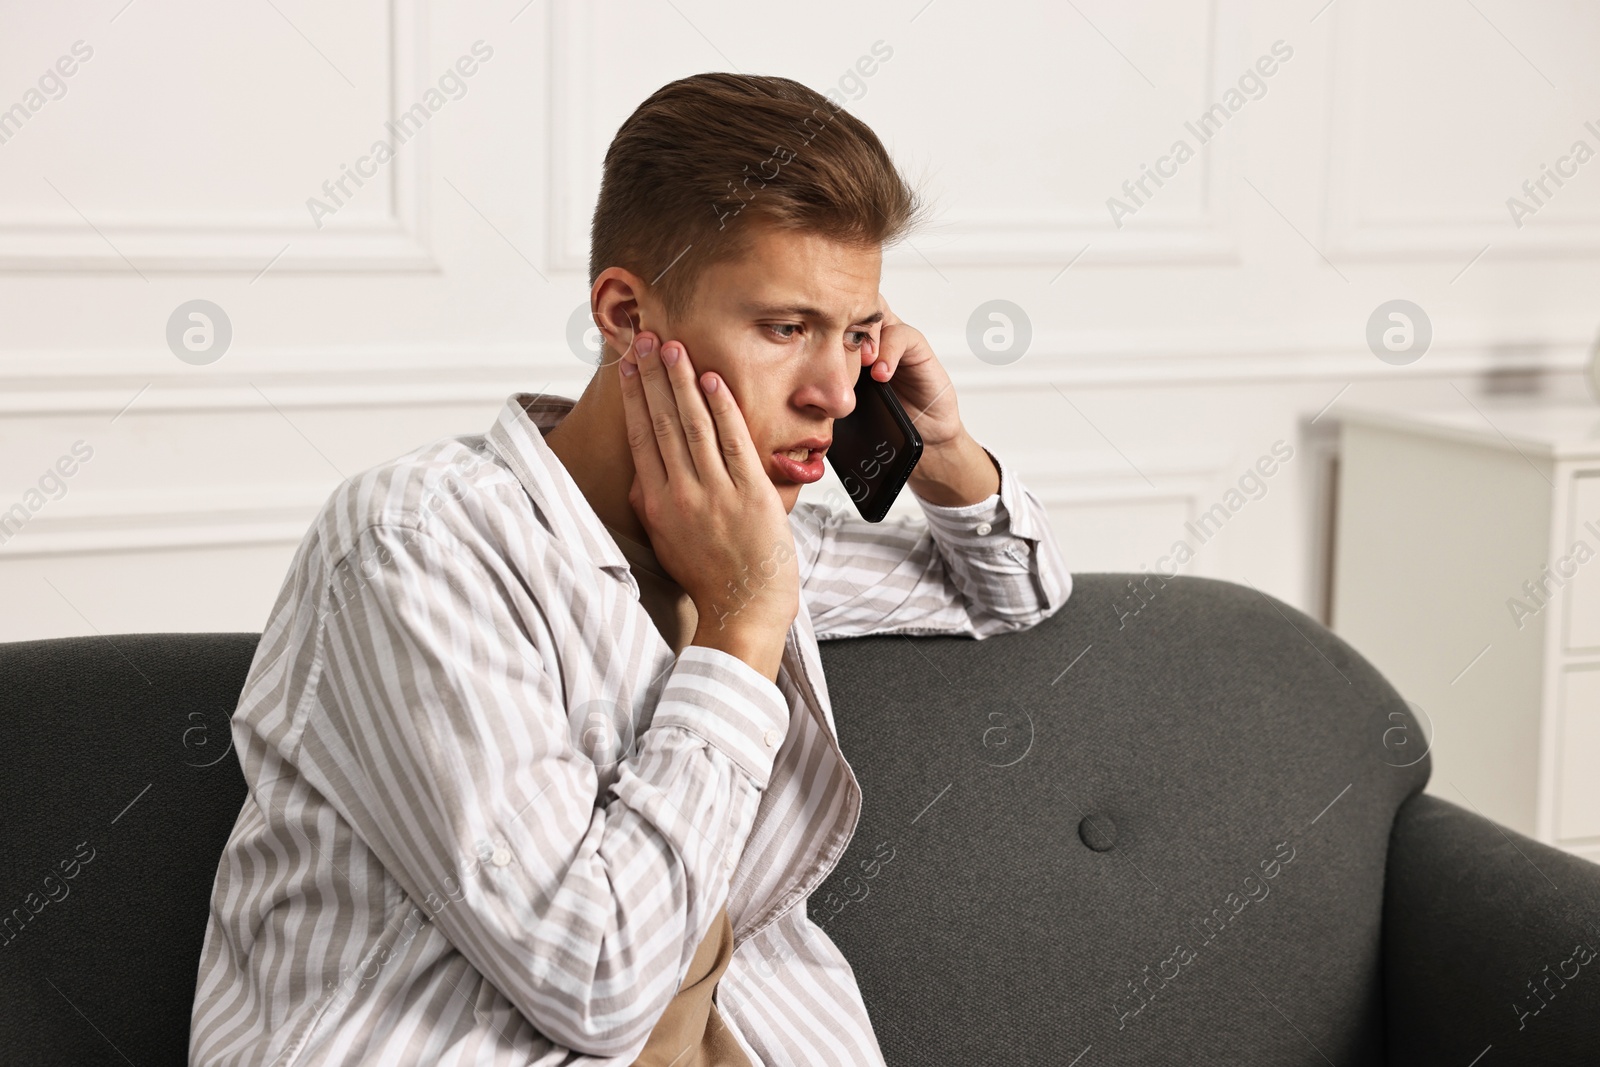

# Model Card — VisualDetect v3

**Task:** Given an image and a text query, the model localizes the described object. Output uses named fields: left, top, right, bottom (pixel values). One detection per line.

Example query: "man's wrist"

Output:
left=908, top=430, right=1000, bottom=508
left=691, top=619, right=786, bottom=681
left=654, top=645, right=789, bottom=789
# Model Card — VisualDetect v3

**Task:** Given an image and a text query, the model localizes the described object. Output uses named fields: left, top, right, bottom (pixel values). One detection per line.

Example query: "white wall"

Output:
left=2, top=0, right=1598, bottom=642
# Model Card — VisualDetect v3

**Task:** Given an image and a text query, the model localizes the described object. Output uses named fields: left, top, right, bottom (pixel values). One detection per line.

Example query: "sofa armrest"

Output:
left=1384, top=792, right=1600, bottom=1065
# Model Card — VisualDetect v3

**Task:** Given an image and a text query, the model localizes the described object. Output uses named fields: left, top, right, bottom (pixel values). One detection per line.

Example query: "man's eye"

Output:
left=849, top=331, right=871, bottom=348
left=766, top=324, right=801, bottom=340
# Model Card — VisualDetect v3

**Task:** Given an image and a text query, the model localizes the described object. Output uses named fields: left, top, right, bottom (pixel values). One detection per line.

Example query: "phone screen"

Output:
left=825, top=365, right=924, bottom=522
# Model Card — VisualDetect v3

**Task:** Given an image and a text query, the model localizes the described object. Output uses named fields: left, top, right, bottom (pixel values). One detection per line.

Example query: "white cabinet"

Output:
left=1332, top=402, right=1600, bottom=863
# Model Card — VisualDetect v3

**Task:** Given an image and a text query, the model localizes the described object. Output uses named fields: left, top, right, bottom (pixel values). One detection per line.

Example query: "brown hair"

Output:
left=589, top=72, right=928, bottom=322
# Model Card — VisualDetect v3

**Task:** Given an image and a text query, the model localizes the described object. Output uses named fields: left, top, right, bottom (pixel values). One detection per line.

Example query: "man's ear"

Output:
left=591, top=269, right=644, bottom=367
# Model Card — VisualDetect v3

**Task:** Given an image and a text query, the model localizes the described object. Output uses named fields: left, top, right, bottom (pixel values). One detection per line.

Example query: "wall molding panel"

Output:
left=0, top=334, right=1586, bottom=419
left=545, top=0, right=1239, bottom=271
left=5, top=0, right=1600, bottom=640
left=0, top=0, right=434, bottom=272
left=1322, top=0, right=1600, bottom=261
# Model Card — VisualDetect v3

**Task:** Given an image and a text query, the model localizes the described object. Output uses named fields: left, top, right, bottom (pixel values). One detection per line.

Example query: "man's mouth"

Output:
left=771, top=439, right=830, bottom=484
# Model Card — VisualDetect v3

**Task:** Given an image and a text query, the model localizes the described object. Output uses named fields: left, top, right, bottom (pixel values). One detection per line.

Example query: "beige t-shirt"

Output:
left=602, top=523, right=752, bottom=1067
left=604, top=524, right=699, bottom=655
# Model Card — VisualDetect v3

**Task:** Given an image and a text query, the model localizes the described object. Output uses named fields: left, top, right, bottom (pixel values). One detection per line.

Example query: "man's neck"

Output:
left=542, top=370, right=650, bottom=546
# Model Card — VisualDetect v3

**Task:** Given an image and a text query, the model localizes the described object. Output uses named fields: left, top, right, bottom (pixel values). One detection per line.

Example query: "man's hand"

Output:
left=617, top=331, right=798, bottom=680
left=866, top=297, right=1000, bottom=507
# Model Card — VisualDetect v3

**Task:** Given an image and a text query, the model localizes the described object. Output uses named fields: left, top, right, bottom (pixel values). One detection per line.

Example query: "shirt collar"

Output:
left=483, top=391, right=632, bottom=580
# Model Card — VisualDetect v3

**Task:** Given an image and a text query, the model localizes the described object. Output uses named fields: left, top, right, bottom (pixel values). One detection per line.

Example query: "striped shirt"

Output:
left=189, top=391, right=1072, bottom=1066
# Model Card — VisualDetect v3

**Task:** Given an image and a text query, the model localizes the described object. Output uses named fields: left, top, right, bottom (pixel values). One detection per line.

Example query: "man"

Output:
left=190, top=72, right=1070, bottom=1066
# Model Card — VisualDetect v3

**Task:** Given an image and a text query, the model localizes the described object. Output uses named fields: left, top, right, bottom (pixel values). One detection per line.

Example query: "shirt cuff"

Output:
left=917, top=443, right=1039, bottom=549
left=648, top=645, right=790, bottom=788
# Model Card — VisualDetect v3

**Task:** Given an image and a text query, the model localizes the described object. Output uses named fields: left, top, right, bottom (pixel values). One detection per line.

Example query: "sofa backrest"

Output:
left=0, top=574, right=1430, bottom=1066
left=0, top=631, right=257, bottom=1066
left=814, top=573, right=1429, bottom=1065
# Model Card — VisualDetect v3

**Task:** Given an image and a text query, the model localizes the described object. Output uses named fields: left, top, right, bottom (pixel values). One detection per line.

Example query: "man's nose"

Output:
left=798, top=351, right=858, bottom=420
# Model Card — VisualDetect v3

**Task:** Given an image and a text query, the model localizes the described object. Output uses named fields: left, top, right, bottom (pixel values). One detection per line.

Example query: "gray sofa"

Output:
left=3, top=574, right=1597, bottom=1065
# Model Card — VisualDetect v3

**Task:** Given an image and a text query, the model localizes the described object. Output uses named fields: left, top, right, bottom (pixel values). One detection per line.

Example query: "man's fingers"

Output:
left=861, top=335, right=883, bottom=377
left=871, top=323, right=921, bottom=382
left=636, top=338, right=696, bottom=479
left=698, top=371, right=765, bottom=489
left=618, top=337, right=667, bottom=489
left=659, top=340, right=723, bottom=481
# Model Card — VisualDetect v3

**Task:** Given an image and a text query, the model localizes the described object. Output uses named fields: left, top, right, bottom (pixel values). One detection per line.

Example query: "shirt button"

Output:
left=975, top=521, right=993, bottom=536
left=763, top=728, right=781, bottom=748
left=491, top=846, right=512, bottom=867
left=725, top=854, right=737, bottom=872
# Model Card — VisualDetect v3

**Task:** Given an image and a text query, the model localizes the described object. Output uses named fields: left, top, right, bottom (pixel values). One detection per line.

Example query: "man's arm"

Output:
left=299, top=520, right=787, bottom=1059
left=902, top=425, right=999, bottom=508
left=794, top=441, right=1071, bottom=639
left=793, top=298, right=1071, bottom=639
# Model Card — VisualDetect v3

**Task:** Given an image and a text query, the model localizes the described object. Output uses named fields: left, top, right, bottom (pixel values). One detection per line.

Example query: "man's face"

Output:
left=641, top=223, right=883, bottom=512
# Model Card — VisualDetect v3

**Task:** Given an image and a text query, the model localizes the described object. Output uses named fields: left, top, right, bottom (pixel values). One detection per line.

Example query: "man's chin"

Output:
left=775, top=482, right=803, bottom=514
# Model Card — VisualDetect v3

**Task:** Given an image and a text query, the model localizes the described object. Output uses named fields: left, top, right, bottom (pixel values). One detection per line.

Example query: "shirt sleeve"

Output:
left=297, top=521, right=789, bottom=1058
left=792, top=443, right=1072, bottom=640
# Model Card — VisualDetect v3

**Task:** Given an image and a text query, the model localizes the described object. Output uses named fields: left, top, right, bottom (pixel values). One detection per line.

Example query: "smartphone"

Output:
left=826, top=364, right=924, bottom=522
